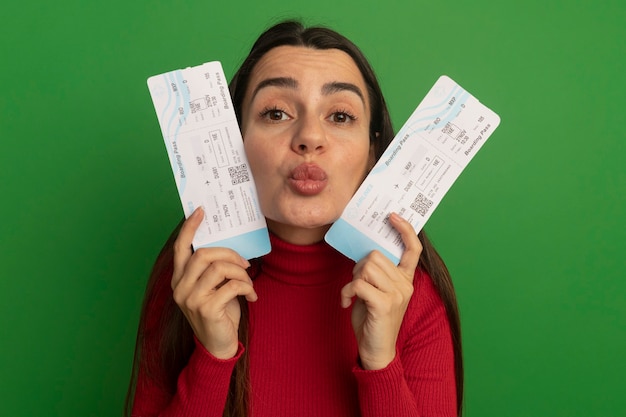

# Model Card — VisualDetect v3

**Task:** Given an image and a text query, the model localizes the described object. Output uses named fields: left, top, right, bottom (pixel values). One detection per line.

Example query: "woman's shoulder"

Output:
left=412, top=267, right=444, bottom=306
left=398, top=267, right=451, bottom=342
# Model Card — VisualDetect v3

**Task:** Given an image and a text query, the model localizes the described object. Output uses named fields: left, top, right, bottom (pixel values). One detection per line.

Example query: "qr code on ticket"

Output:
left=228, top=164, right=250, bottom=185
left=410, top=193, right=434, bottom=216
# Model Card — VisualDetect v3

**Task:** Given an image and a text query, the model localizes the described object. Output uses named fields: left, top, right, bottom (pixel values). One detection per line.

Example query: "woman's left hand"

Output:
left=340, top=212, right=423, bottom=370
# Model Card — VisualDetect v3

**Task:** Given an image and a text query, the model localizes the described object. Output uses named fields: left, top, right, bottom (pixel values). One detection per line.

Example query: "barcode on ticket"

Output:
left=228, top=164, right=250, bottom=185
left=410, top=193, right=434, bottom=217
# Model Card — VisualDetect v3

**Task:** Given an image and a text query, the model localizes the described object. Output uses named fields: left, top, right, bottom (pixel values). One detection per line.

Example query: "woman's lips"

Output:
left=288, top=163, right=328, bottom=195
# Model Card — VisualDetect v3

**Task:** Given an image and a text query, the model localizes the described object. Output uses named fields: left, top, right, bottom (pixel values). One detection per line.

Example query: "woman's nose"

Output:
left=292, top=114, right=327, bottom=154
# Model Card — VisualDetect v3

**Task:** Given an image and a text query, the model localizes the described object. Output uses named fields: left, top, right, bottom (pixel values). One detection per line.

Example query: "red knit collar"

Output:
left=250, top=232, right=355, bottom=286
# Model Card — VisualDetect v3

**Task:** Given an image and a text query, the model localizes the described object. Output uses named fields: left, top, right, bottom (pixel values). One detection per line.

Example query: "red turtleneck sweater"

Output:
left=131, top=233, right=456, bottom=416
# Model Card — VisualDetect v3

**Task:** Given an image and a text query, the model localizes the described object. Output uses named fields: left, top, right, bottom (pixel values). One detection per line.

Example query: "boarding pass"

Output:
left=325, top=75, right=500, bottom=263
left=147, top=61, right=270, bottom=259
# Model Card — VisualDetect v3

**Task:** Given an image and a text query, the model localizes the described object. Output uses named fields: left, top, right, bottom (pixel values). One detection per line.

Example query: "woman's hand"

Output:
left=171, top=207, right=258, bottom=359
left=340, top=213, right=422, bottom=370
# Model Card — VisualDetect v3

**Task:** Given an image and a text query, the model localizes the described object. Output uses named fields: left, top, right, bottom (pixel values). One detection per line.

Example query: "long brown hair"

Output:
left=125, top=19, right=463, bottom=417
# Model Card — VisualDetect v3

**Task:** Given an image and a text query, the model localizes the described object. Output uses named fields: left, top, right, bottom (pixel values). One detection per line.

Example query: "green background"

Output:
left=1, top=0, right=624, bottom=416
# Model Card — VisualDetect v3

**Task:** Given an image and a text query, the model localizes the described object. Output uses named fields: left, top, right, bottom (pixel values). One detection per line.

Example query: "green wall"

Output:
left=1, top=0, right=624, bottom=416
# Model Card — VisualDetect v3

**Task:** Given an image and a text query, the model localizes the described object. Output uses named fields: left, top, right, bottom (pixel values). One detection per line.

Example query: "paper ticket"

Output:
left=325, top=75, right=500, bottom=263
left=147, top=61, right=270, bottom=259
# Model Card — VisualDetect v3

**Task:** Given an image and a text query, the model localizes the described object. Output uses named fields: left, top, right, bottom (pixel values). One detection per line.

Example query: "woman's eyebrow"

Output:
left=250, top=77, right=366, bottom=107
left=322, top=82, right=365, bottom=106
left=250, top=77, right=298, bottom=101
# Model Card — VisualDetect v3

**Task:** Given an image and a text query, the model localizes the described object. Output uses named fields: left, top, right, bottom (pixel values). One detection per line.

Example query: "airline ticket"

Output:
left=147, top=61, right=270, bottom=259
left=325, top=75, right=500, bottom=263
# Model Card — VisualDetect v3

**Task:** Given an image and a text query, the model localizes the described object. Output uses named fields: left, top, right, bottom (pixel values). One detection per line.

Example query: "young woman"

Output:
left=126, top=20, right=463, bottom=417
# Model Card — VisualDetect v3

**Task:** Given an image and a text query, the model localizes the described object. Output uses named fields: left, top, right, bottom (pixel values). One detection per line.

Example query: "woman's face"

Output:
left=241, top=45, right=374, bottom=245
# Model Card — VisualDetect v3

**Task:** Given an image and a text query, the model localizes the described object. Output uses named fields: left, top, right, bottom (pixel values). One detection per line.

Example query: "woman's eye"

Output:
left=330, top=111, right=356, bottom=124
left=260, top=108, right=289, bottom=121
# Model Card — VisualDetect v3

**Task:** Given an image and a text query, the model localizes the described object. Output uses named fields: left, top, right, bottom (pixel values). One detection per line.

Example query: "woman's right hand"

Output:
left=171, top=207, right=258, bottom=359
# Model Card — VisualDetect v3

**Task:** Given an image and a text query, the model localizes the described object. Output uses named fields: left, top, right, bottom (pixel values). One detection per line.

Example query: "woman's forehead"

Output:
left=249, top=46, right=365, bottom=87
left=244, top=45, right=369, bottom=107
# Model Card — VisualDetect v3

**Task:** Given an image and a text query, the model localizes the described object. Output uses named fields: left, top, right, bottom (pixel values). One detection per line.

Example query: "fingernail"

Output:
left=240, top=256, right=251, bottom=268
left=191, top=206, right=203, bottom=218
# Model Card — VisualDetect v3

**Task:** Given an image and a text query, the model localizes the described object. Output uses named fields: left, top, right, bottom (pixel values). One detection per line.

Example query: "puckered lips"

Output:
left=288, top=163, right=328, bottom=196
